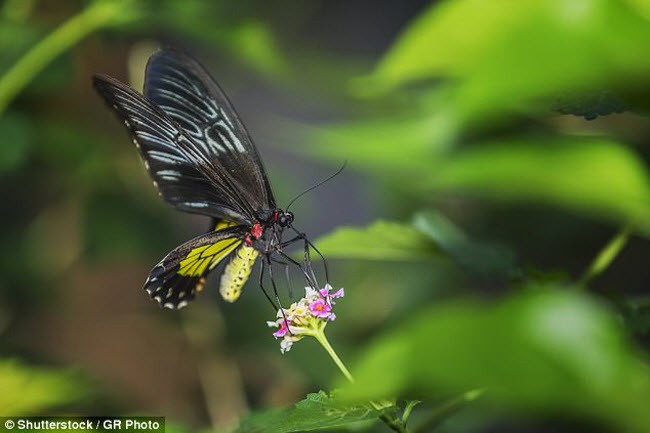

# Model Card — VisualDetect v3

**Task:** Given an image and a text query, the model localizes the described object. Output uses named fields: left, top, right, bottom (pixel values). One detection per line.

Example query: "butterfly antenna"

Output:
left=286, top=161, right=347, bottom=211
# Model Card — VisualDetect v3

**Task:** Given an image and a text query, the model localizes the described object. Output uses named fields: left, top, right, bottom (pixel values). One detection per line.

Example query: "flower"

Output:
left=309, top=299, right=332, bottom=319
left=267, top=284, right=344, bottom=353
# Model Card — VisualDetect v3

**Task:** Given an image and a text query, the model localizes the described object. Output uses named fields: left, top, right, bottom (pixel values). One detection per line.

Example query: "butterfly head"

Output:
left=273, top=210, right=294, bottom=228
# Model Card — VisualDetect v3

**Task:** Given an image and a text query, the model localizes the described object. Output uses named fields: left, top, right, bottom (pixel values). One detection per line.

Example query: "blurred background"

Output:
left=1, top=1, right=649, bottom=432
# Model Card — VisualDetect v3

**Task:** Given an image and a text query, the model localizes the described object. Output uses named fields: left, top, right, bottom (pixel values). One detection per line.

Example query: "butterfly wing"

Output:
left=144, top=49, right=276, bottom=219
left=145, top=224, right=249, bottom=309
left=93, top=74, right=256, bottom=224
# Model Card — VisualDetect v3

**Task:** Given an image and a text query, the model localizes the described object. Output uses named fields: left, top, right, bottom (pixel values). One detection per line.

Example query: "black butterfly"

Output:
left=93, top=49, right=324, bottom=309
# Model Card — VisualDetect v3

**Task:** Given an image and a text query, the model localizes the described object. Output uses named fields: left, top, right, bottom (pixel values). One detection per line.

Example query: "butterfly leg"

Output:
left=267, top=255, right=296, bottom=334
left=276, top=249, right=317, bottom=289
left=257, top=258, right=278, bottom=310
left=271, top=256, right=294, bottom=299
left=289, top=226, right=330, bottom=286
left=266, top=255, right=284, bottom=309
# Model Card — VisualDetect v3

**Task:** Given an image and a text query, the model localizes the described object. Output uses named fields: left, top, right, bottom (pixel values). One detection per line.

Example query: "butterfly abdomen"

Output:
left=219, top=244, right=259, bottom=302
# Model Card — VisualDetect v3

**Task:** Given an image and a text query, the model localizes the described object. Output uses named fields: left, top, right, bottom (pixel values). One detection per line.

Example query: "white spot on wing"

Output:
left=182, top=201, right=209, bottom=208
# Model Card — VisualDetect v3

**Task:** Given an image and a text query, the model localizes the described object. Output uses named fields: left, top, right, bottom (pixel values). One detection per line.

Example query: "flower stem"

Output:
left=0, top=0, right=137, bottom=116
left=312, top=327, right=410, bottom=433
left=312, top=327, right=355, bottom=383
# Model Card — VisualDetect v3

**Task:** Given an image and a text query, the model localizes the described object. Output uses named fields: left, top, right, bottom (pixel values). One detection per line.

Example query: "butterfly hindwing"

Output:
left=93, top=74, right=255, bottom=224
left=144, top=224, right=248, bottom=309
left=144, top=49, right=276, bottom=217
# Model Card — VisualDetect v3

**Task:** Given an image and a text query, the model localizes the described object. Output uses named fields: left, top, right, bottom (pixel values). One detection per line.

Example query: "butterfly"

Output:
left=93, top=49, right=325, bottom=309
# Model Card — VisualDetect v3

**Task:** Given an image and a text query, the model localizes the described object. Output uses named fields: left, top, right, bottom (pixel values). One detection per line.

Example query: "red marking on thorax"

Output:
left=272, top=210, right=279, bottom=223
left=251, top=223, right=263, bottom=239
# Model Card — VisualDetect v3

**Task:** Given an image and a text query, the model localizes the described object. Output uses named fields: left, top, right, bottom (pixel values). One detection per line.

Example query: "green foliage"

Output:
left=431, top=138, right=650, bottom=234
left=413, top=212, right=516, bottom=277
left=340, top=289, right=650, bottom=433
left=314, top=220, right=442, bottom=261
left=315, top=213, right=517, bottom=278
left=0, top=0, right=140, bottom=115
left=306, top=132, right=650, bottom=236
left=153, top=0, right=290, bottom=78
left=0, top=359, right=88, bottom=415
left=296, top=116, right=449, bottom=173
left=365, top=0, right=650, bottom=123
left=301, top=0, right=650, bottom=239
left=234, top=391, right=391, bottom=433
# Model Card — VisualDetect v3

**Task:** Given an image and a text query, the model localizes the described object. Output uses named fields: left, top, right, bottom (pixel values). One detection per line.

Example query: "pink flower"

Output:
left=319, top=285, right=345, bottom=305
left=309, top=299, right=333, bottom=319
left=267, top=284, right=345, bottom=354
left=272, top=319, right=289, bottom=338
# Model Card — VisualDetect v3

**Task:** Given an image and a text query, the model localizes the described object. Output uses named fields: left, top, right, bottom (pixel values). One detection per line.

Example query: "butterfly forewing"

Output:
left=93, top=74, right=254, bottom=224
left=144, top=49, right=276, bottom=218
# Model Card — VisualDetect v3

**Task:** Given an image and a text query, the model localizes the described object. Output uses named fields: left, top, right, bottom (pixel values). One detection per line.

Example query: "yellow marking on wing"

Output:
left=178, top=238, right=241, bottom=277
left=219, top=245, right=259, bottom=302
left=202, top=239, right=237, bottom=258
left=185, top=245, right=209, bottom=259
left=215, top=220, right=237, bottom=230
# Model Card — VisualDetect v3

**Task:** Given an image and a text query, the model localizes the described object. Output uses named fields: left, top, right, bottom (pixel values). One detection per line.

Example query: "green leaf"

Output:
left=0, top=359, right=88, bottom=415
left=295, top=116, right=451, bottom=173
left=234, top=391, right=390, bottom=433
left=413, top=211, right=517, bottom=277
left=363, top=0, right=650, bottom=124
left=157, top=1, right=290, bottom=79
left=307, top=116, right=649, bottom=233
left=222, top=20, right=290, bottom=78
left=313, top=220, right=443, bottom=261
left=340, top=289, right=650, bottom=433
left=429, top=138, right=650, bottom=234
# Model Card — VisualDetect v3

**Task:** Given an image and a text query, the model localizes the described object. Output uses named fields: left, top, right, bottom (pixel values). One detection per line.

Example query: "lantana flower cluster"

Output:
left=267, top=284, right=344, bottom=353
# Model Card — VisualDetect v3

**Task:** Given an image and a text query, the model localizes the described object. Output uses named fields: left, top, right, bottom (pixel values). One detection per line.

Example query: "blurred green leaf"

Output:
left=296, top=116, right=451, bottom=173
left=0, top=0, right=140, bottom=115
left=429, top=138, right=650, bottom=234
left=623, top=0, right=650, bottom=19
left=307, top=126, right=650, bottom=235
left=0, top=112, right=32, bottom=172
left=620, top=296, right=650, bottom=336
left=314, top=220, right=442, bottom=261
left=234, top=391, right=389, bottom=433
left=222, top=20, right=290, bottom=78
left=0, top=359, right=87, bottom=415
left=363, top=0, right=650, bottom=124
left=341, top=289, right=650, bottom=433
left=153, top=0, right=290, bottom=79
left=413, top=211, right=517, bottom=278
left=314, top=213, right=517, bottom=278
